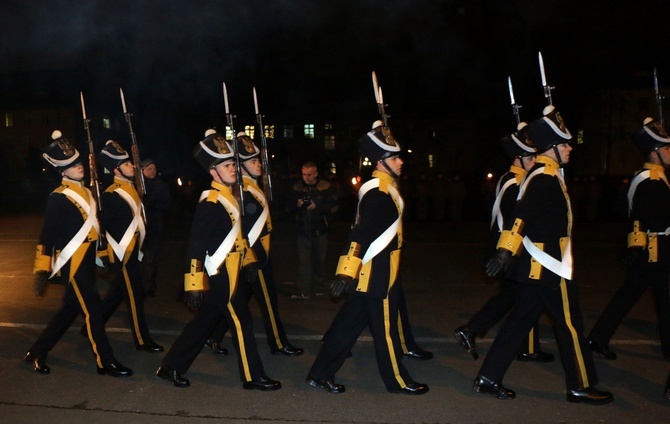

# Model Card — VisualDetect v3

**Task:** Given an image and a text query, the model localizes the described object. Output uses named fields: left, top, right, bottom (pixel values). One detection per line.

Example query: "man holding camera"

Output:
left=286, top=161, right=338, bottom=299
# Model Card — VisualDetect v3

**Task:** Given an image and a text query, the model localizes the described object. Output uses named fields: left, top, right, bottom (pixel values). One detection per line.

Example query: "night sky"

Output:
left=2, top=0, right=670, bottom=175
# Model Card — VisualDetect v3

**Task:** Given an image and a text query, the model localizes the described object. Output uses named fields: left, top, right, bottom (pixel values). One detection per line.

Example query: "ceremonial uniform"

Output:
left=98, top=140, right=162, bottom=352
left=25, top=132, right=132, bottom=377
left=455, top=125, right=551, bottom=362
left=157, top=130, right=280, bottom=390
left=307, top=126, right=428, bottom=395
left=207, top=134, right=302, bottom=356
left=478, top=106, right=611, bottom=405
left=589, top=118, right=670, bottom=360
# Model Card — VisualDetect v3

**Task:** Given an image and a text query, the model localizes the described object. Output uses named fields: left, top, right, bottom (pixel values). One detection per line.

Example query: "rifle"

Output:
left=371, top=71, right=397, bottom=144
left=79, top=91, right=102, bottom=210
left=538, top=51, right=555, bottom=106
left=223, top=82, right=245, bottom=214
left=507, top=76, right=522, bottom=125
left=119, top=88, right=147, bottom=224
left=654, top=67, right=665, bottom=128
left=253, top=87, right=273, bottom=201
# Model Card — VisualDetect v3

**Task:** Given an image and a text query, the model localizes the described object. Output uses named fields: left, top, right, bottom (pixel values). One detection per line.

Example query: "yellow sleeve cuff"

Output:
left=33, top=244, right=51, bottom=273
left=335, top=242, right=363, bottom=278
left=184, top=259, right=209, bottom=291
left=496, top=218, right=524, bottom=255
left=627, top=220, right=647, bottom=248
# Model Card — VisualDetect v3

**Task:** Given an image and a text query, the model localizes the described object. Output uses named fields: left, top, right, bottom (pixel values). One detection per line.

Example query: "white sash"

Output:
left=50, top=188, right=99, bottom=278
left=357, top=179, right=404, bottom=265
left=627, top=169, right=669, bottom=216
left=106, top=188, right=146, bottom=262
left=244, top=184, right=269, bottom=247
left=199, top=190, right=242, bottom=276
left=490, top=178, right=516, bottom=231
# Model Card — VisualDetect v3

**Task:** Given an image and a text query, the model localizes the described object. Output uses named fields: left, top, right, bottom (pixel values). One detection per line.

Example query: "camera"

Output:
left=299, top=193, right=312, bottom=210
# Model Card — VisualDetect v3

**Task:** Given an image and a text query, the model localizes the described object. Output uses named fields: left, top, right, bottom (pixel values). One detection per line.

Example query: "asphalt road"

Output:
left=1, top=213, right=669, bottom=423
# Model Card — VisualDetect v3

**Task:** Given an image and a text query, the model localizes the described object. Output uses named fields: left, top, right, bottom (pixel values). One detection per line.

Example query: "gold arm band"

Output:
left=627, top=220, right=648, bottom=249
left=336, top=255, right=362, bottom=279
left=497, top=218, right=525, bottom=255
left=184, top=259, right=209, bottom=291
left=33, top=244, right=51, bottom=273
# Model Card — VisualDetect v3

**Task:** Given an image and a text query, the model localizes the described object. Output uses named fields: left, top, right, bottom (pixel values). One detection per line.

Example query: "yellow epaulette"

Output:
left=206, top=189, right=219, bottom=203
left=496, top=218, right=525, bottom=255
left=378, top=178, right=390, bottom=194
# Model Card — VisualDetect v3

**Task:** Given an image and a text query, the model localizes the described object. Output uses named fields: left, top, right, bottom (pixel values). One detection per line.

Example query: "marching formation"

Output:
left=24, top=54, right=670, bottom=405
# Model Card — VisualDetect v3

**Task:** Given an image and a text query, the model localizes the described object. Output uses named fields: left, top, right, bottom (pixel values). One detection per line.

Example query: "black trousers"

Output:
left=161, top=280, right=267, bottom=382
left=209, top=260, right=289, bottom=351
left=30, top=246, right=117, bottom=368
left=309, top=284, right=416, bottom=391
left=589, top=262, right=670, bottom=358
left=466, top=277, right=544, bottom=354
left=478, top=280, right=597, bottom=390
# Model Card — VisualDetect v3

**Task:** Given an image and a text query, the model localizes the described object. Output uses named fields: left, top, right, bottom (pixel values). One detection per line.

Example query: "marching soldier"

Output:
left=156, top=130, right=280, bottom=391
left=306, top=123, right=428, bottom=395
left=205, top=132, right=303, bottom=356
left=454, top=123, right=553, bottom=363
left=25, top=131, right=132, bottom=377
left=480, top=106, right=613, bottom=405
left=588, top=118, right=670, bottom=361
left=97, top=140, right=163, bottom=353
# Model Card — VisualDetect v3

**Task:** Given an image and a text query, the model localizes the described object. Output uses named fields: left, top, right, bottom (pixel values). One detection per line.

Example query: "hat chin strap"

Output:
left=552, top=145, right=565, bottom=167
left=654, top=148, right=668, bottom=169
left=380, top=157, right=399, bottom=178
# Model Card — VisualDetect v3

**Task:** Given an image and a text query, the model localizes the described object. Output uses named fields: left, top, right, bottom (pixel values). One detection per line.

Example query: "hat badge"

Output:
left=214, top=137, right=230, bottom=154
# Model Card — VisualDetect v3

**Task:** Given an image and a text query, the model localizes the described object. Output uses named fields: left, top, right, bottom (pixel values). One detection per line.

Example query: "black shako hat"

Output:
left=634, top=117, right=670, bottom=156
left=501, top=122, right=537, bottom=161
left=194, top=129, right=235, bottom=170
left=42, top=130, right=83, bottom=172
left=358, top=121, right=402, bottom=163
left=525, top=105, right=572, bottom=153
left=99, top=140, right=131, bottom=172
left=236, top=131, right=260, bottom=162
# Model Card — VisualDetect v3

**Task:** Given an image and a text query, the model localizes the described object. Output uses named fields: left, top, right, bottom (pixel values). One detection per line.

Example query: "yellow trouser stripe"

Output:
left=258, top=270, right=282, bottom=348
left=397, top=312, right=408, bottom=354
left=383, top=297, right=406, bottom=388
left=527, top=327, right=535, bottom=354
left=71, top=277, right=103, bottom=368
left=122, top=236, right=144, bottom=345
left=559, top=279, right=589, bottom=387
left=227, top=302, right=252, bottom=381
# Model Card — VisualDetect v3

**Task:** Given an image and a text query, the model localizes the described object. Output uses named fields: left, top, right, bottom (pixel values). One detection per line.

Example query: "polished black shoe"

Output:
left=97, top=361, right=133, bottom=377
left=403, top=348, right=434, bottom=360
left=587, top=338, right=617, bottom=360
left=242, top=376, right=282, bottom=391
left=389, top=382, right=429, bottom=395
left=567, top=387, right=614, bottom=405
left=205, top=338, right=228, bottom=355
left=156, top=365, right=190, bottom=387
left=516, top=351, right=554, bottom=363
left=306, top=375, right=345, bottom=393
left=272, top=345, right=304, bottom=356
left=473, top=375, right=516, bottom=399
left=24, top=351, right=50, bottom=375
left=454, top=326, right=478, bottom=360
left=136, top=341, right=164, bottom=353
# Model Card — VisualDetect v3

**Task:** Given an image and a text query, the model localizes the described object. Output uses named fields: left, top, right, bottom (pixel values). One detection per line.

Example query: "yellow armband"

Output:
left=496, top=218, right=525, bottom=255
left=627, top=220, right=648, bottom=249
left=335, top=242, right=362, bottom=278
left=184, top=259, right=209, bottom=291
left=33, top=244, right=51, bottom=273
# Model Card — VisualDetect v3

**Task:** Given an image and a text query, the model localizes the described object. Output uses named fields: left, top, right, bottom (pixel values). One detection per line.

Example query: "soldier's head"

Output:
left=634, top=117, right=670, bottom=166
left=100, top=140, right=134, bottom=179
left=42, top=130, right=85, bottom=181
left=526, top=105, right=573, bottom=166
left=237, top=132, right=262, bottom=178
left=358, top=121, right=403, bottom=178
left=194, top=129, right=236, bottom=185
left=501, top=122, right=537, bottom=171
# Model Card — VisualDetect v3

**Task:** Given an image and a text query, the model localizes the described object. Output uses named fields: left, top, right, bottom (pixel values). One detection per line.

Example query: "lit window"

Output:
left=225, top=126, right=234, bottom=140
left=325, top=123, right=332, bottom=130
left=324, top=135, right=335, bottom=150
left=428, top=154, right=434, bottom=168
left=244, top=125, right=255, bottom=139
left=103, top=117, right=111, bottom=129
left=5, top=113, right=13, bottom=127
left=304, top=124, right=314, bottom=139
left=265, top=125, right=275, bottom=139
left=284, top=125, right=294, bottom=139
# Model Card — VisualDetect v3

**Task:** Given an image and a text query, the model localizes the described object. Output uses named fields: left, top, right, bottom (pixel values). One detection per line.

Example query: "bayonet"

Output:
left=372, top=71, right=389, bottom=127
left=223, top=82, right=244, bottom=214
left=253, top=87, right=273, bottom=201
left=508, top=76, right=521, bottom=125
left=119, top=87, right=147, bottom=221
left=654, top=67, right=665, bottom=128
left=538, top=51, right=554, bottom=105
left=80, top=91, right=101, bottom=210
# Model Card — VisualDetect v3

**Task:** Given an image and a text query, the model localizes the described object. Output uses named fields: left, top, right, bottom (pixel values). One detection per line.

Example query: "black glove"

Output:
left=184, top=290, right=203, bottom=311
left=243, top=263, right=260, bottom=284
left=484, top=248, right=513, bottom=277
left=330, top=275, right=353, bottom=298
left=621, top=247, right=643, bottom=266
left=35, top=271, right=49, bottom=297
